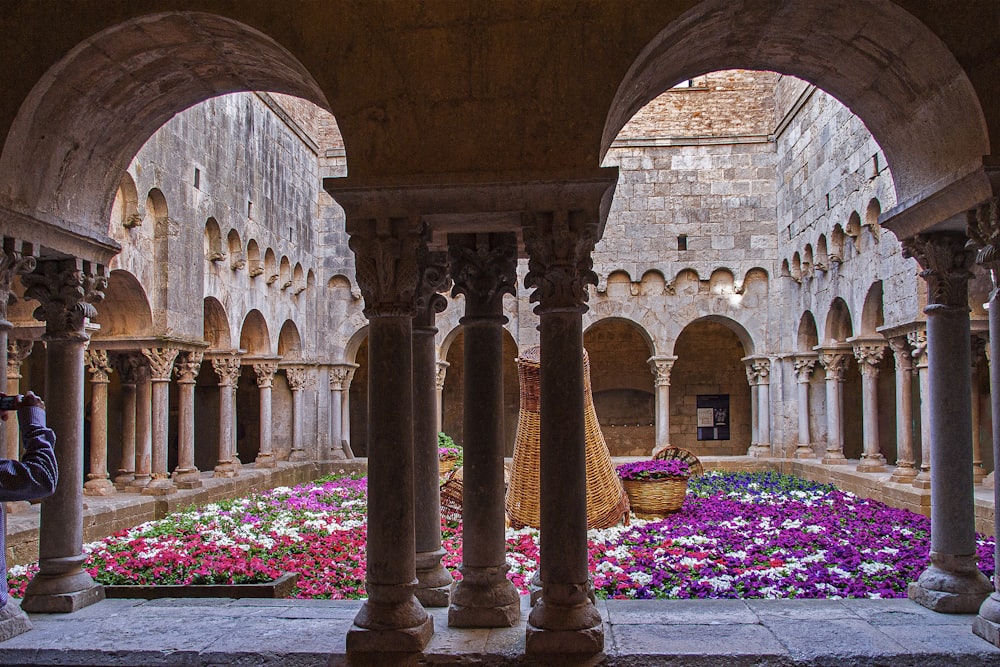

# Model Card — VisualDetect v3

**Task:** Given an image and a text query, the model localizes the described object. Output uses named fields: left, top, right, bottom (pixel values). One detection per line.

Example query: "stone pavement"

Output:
left=1, top=595, right=998, bottom=666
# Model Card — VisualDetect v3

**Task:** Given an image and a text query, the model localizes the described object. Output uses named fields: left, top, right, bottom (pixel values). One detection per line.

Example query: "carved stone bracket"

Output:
left=819, top=351, right=848, bottom=381
left=792, top=355, right=818, bottom=383
left=907, top=329, right=928, bottom=366
left=174, top=351, right=204, bottom=383
left=253, top=361, right=279, bottom=388
left=853, top=343, right=885, bottom=378
left=85, top=349, right=113, bottom=383
left=142, top=347, right=179, bottom=382
left=330, top=363, right=358, bottom=391
left=111, top=353, right=143, bottom=385
left=348, top=217, right=423, bottom=318
left=744, top=357, right=771, bottom=386
left=434, top=360, right=449, bottom=391
left=211, top=355, right=242, bottom=387
left=7, top=339, right=33, bottom=379
left=523, top=209, right=599, bottom=314
left=888, top=336, right=914, bottom=371
left=0, top=238, right=37, bottom=327
left=285, top=365, right=310, bottom=391
left=967, top=197, right=1000, bottom=296
left=901, top=232, right=976, bottom=310
left=21, top=258, right=107, bottom=340
left=647, top=355, right=677, bottom=387
left=449, top=232, right=517, bottom=319
left=414, top=245, right=450, bottom=327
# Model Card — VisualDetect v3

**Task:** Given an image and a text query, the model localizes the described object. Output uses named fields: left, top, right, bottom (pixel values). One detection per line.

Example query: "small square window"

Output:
left=677, top=235, right=688, bottom=251
left=193, top=168, right=200, bottom=189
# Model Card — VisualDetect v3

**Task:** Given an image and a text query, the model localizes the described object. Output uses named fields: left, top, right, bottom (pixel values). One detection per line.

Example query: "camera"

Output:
left=0, top=394, right=22, bottom=411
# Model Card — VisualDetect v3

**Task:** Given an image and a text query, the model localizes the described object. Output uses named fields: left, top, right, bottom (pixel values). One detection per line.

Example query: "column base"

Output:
left=141, top=476, right=177, bottom=496
left=415, top=549, right=453, bottom=608
left=912, top=470, right=932, bottom=489
left=83, top=476, right=115, bottom=496
left=973, top=465, right=987, bottom=485
left=975, top=593, right=1000, bottom=647
left=888, top=465, right=919, bottom=483
left=985, top=472, right=995, bottom=489
left=125, top=476, right=151, bottom=493
left=908, top=553, right=991, bottom=613
left=821, top=451, right=849, bottom=465
left=525, top=598, right=604, bottom=655
left=793, top=445, right=816, bottom=459
left=856, top=455, right=887, bottom=473
left=113, top=472, right=135, bottom=489
left=448, top=565, right=520, bottom=627
left=348, top=595, right=433, bottom=653
left=172, top=468, right=203, bottom=489
left=20, top=560, right=105, bottom=614
left=287, top=449, right=308, bottom=462
left=747, top=444, right=771, bottom=458
left=213, top=461, right=238, bottom=478
left=0, top=600, right=32, bottom=642
left=4, top=501, right=31, bottom=514
left=254, top=453, right=278, bottom=469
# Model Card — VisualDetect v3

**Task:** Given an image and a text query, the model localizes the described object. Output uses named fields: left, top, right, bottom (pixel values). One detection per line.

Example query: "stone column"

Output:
left=172, top=351, right=203, bottom=489
left=853, top=340, right=887, bottom=472
left=128, top=359, right=152, bottom=492
left=908, top=328, right=932, bottom=488
left=745, top=357, right=771, bottom=457
left=971, top=198, right=1000, bottom=642
left=818, top=348, right=849, bottom=464
left=888, top=336, right=918, bottom=482
left=330, top=363, right=358, bottom=458
left=253, top=361, right=279, bottom=468
left=745, top=361, right=760, bottom=450
left=435, top=360, right=449, bottom=433
left=111, top=354, right=139, bottom=487
left=412, top=246, right=452, bottom=608
left=523, top=207, right=606, bottom=655
left=792, top=354, right=818, bottom=459
left=20, top=257, right=106, bottom=613
left=345, top=216, right=432, bottom=652
left=647, top=355, right=677, bottom=455
left=902, top=232, right=991, bottom=612
left=6, top=340, right=33, bottom=461
left=340, top=363, right=357, bottom=454
left=972, top=336, right=987, bottom=484
left=141, top=347, right=178, bottom=495
left=211, top=355, right=241, bottom=478
left=285, top=365, right=310, bottom=462
left=448, top=232, right=520, bottom=627
left=83, top=349, right=114, bottom=496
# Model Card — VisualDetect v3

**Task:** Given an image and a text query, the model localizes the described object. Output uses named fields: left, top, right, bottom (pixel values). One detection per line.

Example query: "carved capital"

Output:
left=211, top=355, right=241, bottom=387
left=819, top=351, right=848, bottom=381
left=414, top=246, right=450, bottom=326
left=967, top=197, right=1000, bottom=294
left=907, top=329, right=928, bottom=365
left=435, top=360, right=449, bottom=391
left=22, top=258, right=107, bottom=340
left=888, top=336, right=913, bottom=371
left=647, top=355, right=677, bottom=387
left=853, top=343, right=885, bottom=377
left=901, top=232, right=975, bottom=310
left=85, top=349, right=113, bottom=383
left=744, top=357, right=771, bottom=385
left=792, top=356, right=817, bottom=383
left=174, top=350, right=204, bottom=383
left=112, top=353, right=143, bottom=385
left=523, top=209, right=599, bottom=314
left=348, top=217, right=423, bottom=318
left=142, top=347, right=179, bottom=381
left=0, top=238, right=37, bottom=327
left=285, top=365, right=313, bottom=391
left=330, top=363, right=358, bottom=391
left=449, top=232, right=517, bottom=319
left=253, top=361, right=279, bottom=388
left=7, top=339, right=33, bottom=379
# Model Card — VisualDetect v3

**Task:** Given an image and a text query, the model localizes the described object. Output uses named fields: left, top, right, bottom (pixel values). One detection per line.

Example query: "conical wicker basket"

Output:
left=505, top=346, right=630, bottom=529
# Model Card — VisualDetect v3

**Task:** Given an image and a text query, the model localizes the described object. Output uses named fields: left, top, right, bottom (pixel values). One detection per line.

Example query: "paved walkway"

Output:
left=1, top=596, right=999, bottom=665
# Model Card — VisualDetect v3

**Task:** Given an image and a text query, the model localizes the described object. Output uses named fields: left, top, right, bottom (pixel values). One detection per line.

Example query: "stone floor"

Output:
left=1, top=596, right=999, bottom=665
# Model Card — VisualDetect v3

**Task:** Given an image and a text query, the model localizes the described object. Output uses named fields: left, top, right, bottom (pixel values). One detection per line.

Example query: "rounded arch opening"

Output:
left=239, top=310, right=272, bottom=357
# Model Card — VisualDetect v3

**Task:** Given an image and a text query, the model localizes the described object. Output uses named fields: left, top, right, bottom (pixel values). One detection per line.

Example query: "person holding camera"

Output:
left=0, top=391, right=57, bottom=628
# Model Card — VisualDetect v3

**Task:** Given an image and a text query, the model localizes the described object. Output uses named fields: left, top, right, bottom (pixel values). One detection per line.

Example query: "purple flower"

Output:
left=617, top=459, right=690, bottom=480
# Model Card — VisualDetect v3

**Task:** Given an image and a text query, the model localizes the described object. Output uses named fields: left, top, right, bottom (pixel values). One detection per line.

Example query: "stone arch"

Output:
left=602, top=0, right=990, bottom=213
left=204, top=218, right=224, bottom=262
left=246, top=239, right=263, bottom=277
left=606, top=269, right=633, bottom=298
left=674, top=268, right=700, bottom=296
left=846, top=211, right=862, bottom=253
left=239, top=310, right=271, bottom=357
left=112, top=173, right=140, bottom=231
left=864, top=198, right=882, bottom=248
left=798, top=311, right=819, bottom=351
left=306, top=269, right=316, bottom=289
left=91, top=270, right=153, bottom=338
left=344, top=325, right=368, bottom=365
left=669, top=314, right=755, bottom=358
left=293, top=262, right=305, bottom=293
left=583, top=317, right=656, bottom=456
left=264, top=248, right=278, bottom=285
left=227, top=229, right=245, bottom=271
left=791, top=253, right=802, bottom=282
left=780, top=258, right=791, bottom=278
left=203, top=297, right=231, bottom=350
left=824, top=297, right=854, bottom=344
left=639, top=269, right=666, bottom=296
left=802, top=245, right=814, bottom=276
left=279, top=256, right=292, bottom=290
left=277, top=320, right=302, bottom=359
left=816, top=234, right=829, bottom=271
left=861, top=281, right=885, bottom=335
left=709, top=268, right=735, bottom=294
left=740, top=267, right=770, bottom=308
left=830, top=225, right=846, bottom=265
left=0, top=12, right=331, bottom=243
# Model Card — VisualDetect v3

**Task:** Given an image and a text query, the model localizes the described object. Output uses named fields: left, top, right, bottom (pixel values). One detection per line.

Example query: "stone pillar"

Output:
left=853, top=339, right=887, bottom=472
left=211, top=355, right=241, bottom=478
left=127, top=359, right=152, bottom=492
left=902, top=232, right=991, bottom=612
left=888, top=336, right=918, bottom=482
left=971, top=197, right=1000, bottom=642
left=448, top=232, right=520, bottom=627
left=341, top=363, right=357, bottom=454
left=111, top=354, right=139, bottom=488
left=284, top=365, right=310, bottom=462
left=746, top=361, right=760, bottom=450
left=744, top=357, right=771, bottom=457
left=253, top=361, right=279, bottom=468
left=909, top=328, right=932, bottom=488
left=435, top=360, right=449, bottom=433
left=6, top=340, right=33, bottom=461
left=523, top=207, right=606, bottom=655
left=792, top=354, right=818, bottom=459
left=647, top=355, right=677, bottom=455
left=20, top=257, right=106, bottom=613
left=83, top=349, right=114, bottom=496
left=345, top=216, right=432, bottom=652
left=172, top=351, right=203, bottom=489
left=330, top=363, right=358, bottom=458
left=412, top=246, right=452, bottom=608
left=818, top=348, right=849, bottom=464
left=972, top=336, right=987, bottom=484
left=141, top=347, right=178, bottom=495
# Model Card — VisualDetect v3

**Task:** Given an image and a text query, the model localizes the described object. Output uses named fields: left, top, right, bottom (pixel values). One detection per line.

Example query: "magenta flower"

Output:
left=616, top=459, right=690, bottom=481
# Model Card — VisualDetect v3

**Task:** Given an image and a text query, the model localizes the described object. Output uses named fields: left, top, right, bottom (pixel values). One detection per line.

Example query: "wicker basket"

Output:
left=505, top=346, right=630, bottom=529
left=441, top=466, right=463, bottom=517
left=652, top=446, right=704, bottom=478
left=622, top=476, right=688, bottom=519
left=439, top=457, right=460, bottom=478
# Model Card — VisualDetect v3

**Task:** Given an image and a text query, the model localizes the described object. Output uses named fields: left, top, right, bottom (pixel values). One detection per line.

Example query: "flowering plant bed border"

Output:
left=102, top=572, right=299, bottom=600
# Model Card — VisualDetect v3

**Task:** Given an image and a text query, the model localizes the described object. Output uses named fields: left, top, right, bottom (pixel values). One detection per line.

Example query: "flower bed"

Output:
left=7, top=470, right=995, bottom=601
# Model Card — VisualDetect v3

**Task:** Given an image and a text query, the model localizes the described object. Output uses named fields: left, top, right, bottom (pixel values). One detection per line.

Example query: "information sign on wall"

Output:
left=696, top=394, right=730, bottom=441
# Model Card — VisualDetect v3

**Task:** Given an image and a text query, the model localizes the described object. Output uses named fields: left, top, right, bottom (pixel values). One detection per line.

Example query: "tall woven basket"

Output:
left=505, top=346, right=630, bottom=529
